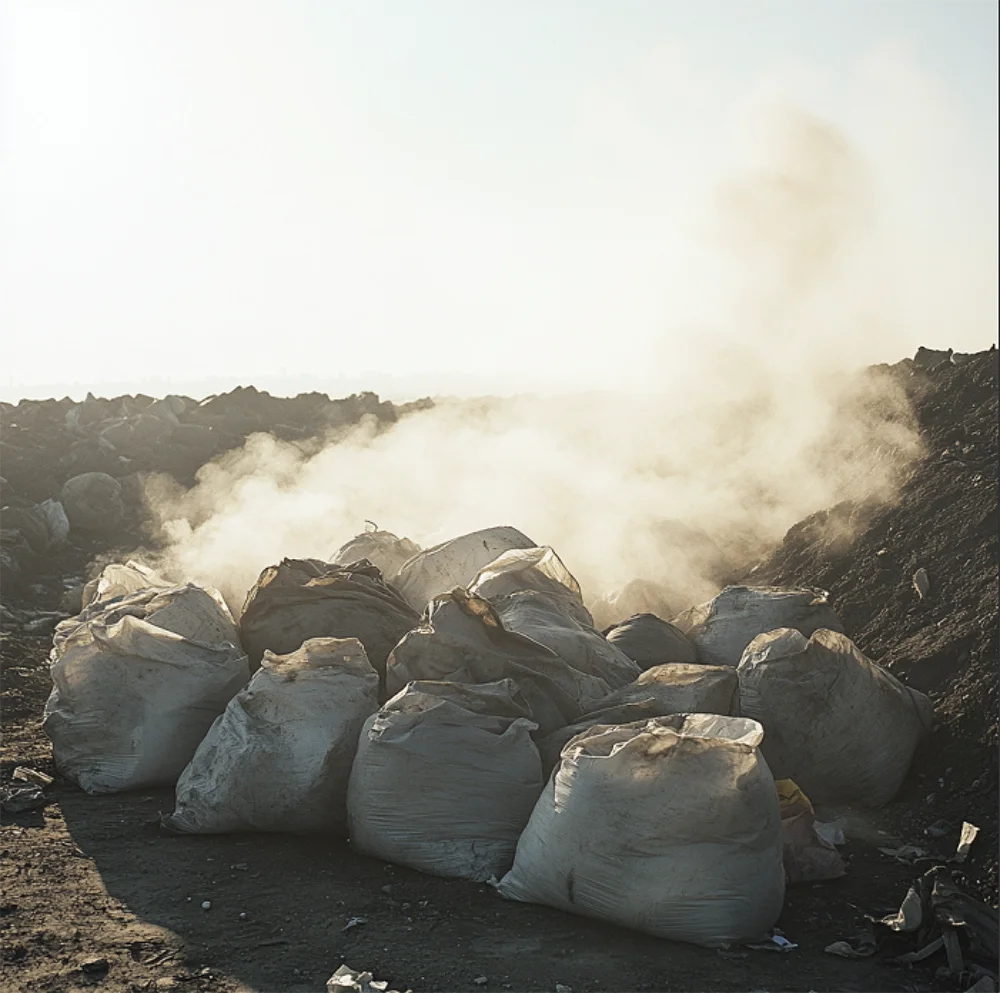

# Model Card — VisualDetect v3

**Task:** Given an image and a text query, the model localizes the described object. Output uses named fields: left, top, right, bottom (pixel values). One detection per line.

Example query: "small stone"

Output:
left=912, top=568, right=930, bottom=599
left=474, top=978, right=488, bottom=987
left=201, top=901, right=211, bottom=911
left=556, top=986, right=573, bottom=993
left=239, top=912, right=248, bottom=920
left=81, top=957, right=109, bottom=974
left=381, top=884, right=393, bottom=895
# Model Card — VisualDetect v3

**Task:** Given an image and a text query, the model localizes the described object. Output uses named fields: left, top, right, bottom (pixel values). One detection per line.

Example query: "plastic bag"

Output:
left=604, top=613, right=697, bottom=668
left=166, top=638, right=379, bottom=834
left=498, top=714, right=785, bottom=946
left=469, top=546, right=593, bottom=626
left=494, top=590, right=639, bottom=690
left=391, top=526, right=535, bottom=612
left=330, top=530, right=421, bottom=582
left=347, top=679, right=543, bottom=881
left=385, top=590, right=610, bottom=735
left=673, top=585, right=844, bottom=667
left=239, top=558, right=419, bottom=677
left=738, top=628, right=934, bottom=807
left=44, top=584, right=249, bottom=794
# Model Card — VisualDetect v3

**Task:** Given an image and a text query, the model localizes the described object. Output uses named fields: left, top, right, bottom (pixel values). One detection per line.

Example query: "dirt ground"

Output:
left=2, top=352, right=997, bottom=993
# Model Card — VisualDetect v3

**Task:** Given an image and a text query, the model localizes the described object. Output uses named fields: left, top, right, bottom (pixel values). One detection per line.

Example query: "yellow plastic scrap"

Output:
left=776, top=779, right=814, bottom=817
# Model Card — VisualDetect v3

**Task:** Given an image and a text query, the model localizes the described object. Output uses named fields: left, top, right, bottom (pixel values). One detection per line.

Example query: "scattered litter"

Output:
left=824, top=928, right=875, bottom=959
left=343, top=916, right=368, bottom=932
left=912, top=568, right=930, bottom=599
left=954, top=821, right=980, bottom=862
left=327, top=963, right=410, bottom=993
left=0, top=785, right=47, bottom=813
left=924, top=819, right=952, bottom=838
left=746, top=932, right=798, bottom=952
left=201, top=901, right=211, bottom=911
left=12, top=766, right=53, bottom=787
left=814, top=819, right=847, bottom=846
left=878, top=844, right=929, bottom=864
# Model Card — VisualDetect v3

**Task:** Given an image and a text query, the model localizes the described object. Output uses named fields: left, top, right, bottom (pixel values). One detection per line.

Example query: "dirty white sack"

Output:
left=167, top=638, right=378, bottom=834
left=738, top=628, right=934, bottom=807
left=498, top=714, right=785, bottom=947
left=347, top=679, right=543, bottom=881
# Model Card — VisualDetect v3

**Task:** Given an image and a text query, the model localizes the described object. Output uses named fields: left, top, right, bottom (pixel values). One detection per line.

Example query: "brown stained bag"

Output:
left=239, top=558, right=419, bottom=680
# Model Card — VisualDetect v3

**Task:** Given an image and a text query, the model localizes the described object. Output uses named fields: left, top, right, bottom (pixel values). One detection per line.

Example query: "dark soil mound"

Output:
left=747, top=347, right=998, bottom=900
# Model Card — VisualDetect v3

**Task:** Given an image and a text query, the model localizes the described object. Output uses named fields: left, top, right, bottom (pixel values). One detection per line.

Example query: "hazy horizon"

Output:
left=4, top=1, right=998, bottom=405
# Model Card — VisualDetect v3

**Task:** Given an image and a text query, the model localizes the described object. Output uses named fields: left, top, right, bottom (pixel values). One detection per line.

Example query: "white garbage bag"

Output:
left=738, top=628, right=934, bottom=807
left=330, top=529, right=422, bottom=581
left=391, top=526, right=535, bottom=612
left=498, top=715, right=785, bottom=947
left=44, top=585, right=249, bottom=794
left=673, top=585, right=844, bottom=667
left=81, top=560, right=170, bottom=611
left=538, top=663, right=739, bottom=775
left=166, top=638, right=379, bottom=834
left=385, top=590, right=611, bottom=735
left=494, top=590, right=640, bottom=690
left=469, top=546, right=593, bottom=626
left=347, top=679, right=544, bottom=881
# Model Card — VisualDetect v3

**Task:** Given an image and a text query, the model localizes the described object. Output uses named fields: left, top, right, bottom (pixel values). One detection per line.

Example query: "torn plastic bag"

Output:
left=166, top=638, right=378, bottom=835
left=384, top=590, right=609, bottom=735
left=673, top=586, right=844, bottom=667
left=44, top=590, right=249, bottom=794
left=739, top=628, right=933, bottom=807
left=604, top=613, right=697, bottom=668
left=81, top=560, right=170, bottom=610
left=391, top=526, right=535, bottom=612
left=330, top=530, right=422, bottom=582
left=469, top=546, right=594, bottom=626
left=537, top=663, right=739, bottom=775
left=239, top=558, right=419, bottom=678
left=776, top=779, right=846, bottom=883
left=498, top=715, right=785, bottom=947
left=58, top=580, right=239, bottom=653
left=494, top=590, right=639, bottom=690
left=347, top=679, right=543, bottom=881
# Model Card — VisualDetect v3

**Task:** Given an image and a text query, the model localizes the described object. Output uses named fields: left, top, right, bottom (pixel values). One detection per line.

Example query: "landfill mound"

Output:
left=747, top=347, right=999, bottom=899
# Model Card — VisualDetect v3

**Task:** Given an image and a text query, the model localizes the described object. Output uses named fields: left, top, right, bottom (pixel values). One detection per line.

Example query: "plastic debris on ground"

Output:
left=327, top=963, right=411, bottom=993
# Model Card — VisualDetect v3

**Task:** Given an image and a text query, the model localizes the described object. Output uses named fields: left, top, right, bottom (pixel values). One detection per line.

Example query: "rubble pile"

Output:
left=0, top=386, right=407, bottom=593
left=748, top=346, right=999, bottom=899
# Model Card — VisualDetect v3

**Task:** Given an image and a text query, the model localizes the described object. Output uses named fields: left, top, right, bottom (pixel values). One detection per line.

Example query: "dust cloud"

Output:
left=144, top=106, right=925, bottom=616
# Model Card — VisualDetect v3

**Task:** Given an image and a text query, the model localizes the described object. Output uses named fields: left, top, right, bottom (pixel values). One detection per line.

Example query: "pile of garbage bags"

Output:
left=40, top=524, right=935, bottom=949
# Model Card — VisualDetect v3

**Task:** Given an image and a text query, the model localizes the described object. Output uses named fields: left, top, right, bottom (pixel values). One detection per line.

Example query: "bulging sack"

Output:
left=673, top=586, right=844, bottom=667
left=239, top=558, right=419, bottom=676
left=495, top=590, right=640, bottom=691
left=385, top=590, right=611, bottom=735
left=166, top=638, right=379, bottom=835
left=330, top=530, right=421, bottom=581
left=498, top=714, right=785, bottom=947
left=391, top=526, right=535, bottom=612
left=738, top=628, right=934, bottom=807
left=347, top=679, right=544, bottom=881
left=44, top=584, right=249, bottom=794
left=469, top=546, right=593, bottom=626
left=604, top=613, right=697, bottom=668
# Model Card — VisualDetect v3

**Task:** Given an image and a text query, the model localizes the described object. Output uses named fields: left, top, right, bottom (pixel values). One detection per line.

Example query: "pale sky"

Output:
left=3, top=0, right=997, bottom=402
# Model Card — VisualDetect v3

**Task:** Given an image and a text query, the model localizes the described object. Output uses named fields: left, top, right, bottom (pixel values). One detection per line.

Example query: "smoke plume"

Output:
left=144, top=106, right=925, bottom=616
